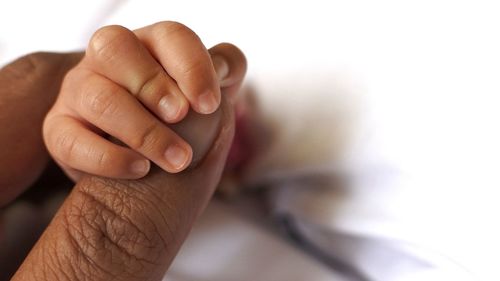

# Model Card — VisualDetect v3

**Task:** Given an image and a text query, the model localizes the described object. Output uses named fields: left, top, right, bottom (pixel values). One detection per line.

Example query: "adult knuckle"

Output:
left=1, top=52, right=61, bottom=82
left=14, top=52, right=46, bottom=75
left=23, top=51, right=54, bottom=66
left=36, top=249, right=82, bottom=280
left=61, top=178, right=167, bottom=277
left=62, top=203, right=123, bottom=279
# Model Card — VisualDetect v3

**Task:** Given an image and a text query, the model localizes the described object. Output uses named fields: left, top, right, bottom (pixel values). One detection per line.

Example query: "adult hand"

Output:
left=0, top=52, right=83, bottom=206
left=0, top=43, right=246, bottom=280
left=13, top=97, right=236, bottom=281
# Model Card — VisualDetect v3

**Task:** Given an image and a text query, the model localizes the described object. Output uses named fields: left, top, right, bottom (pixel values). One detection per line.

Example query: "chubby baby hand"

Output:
left=43, top=21, right=244, bottom=181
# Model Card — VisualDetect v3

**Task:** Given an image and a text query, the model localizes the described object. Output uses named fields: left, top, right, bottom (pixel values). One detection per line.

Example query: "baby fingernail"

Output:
left=212, top=55, right=229, bottom=81
left=197, top=90, right=218, bottom=114
left=164, top=144, right=191, bottom=171
left=159, top=94, right=181, bottom=121
left=131, top=159, right=150, bottom=176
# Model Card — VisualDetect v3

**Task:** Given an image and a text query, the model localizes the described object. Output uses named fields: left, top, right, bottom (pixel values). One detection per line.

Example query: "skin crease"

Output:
left=12, top=95, right=235, bottom=281
left=44, top=23, right=227, bottom=180
left=0, top=38, right=246, bottom=279
left=0, top=51, right=221, bottom=206
left=107, top=105, right=222, bottom=169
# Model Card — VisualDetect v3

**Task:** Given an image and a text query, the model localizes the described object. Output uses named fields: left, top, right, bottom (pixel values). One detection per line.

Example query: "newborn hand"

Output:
left=43, top=22, right=242, bottom=180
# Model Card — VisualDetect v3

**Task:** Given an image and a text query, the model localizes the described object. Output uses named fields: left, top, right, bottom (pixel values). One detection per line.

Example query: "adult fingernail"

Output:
left=159, top=94, right=181, bottom=121
left=197, top=90, right=218, bottom=114
left=130, top=159, right=150, bottom=176
left=164, top=144, right=191, bottom=171
left=212, top=55, right=229, bottom=81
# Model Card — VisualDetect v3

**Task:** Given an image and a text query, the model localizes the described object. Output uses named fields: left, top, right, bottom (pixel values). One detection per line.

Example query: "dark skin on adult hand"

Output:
left=0, top=45, right=246, bottom=280
left=0, top=52, right=83, bottom=206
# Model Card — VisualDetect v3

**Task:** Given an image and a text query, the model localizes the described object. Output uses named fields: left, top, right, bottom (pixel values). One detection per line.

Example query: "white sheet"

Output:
left=166, top=200, right=346, bottom=281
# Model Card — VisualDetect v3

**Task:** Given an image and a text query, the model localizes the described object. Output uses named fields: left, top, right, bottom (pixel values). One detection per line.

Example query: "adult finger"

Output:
left=0, top=52, right=83, bottom=206
left=12, top=94, right=235, bottom=281
left=209, top=42, right=247, bottom=90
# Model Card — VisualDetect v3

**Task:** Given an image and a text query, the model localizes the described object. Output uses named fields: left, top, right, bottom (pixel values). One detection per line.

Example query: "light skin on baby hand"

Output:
left=43, top=21, right=241, bottom=181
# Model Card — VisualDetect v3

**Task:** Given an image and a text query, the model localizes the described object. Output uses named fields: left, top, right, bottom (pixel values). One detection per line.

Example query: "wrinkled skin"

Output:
left=13, top=100, right=234, bottom=281
left=0, top=46, right=245, bottom=280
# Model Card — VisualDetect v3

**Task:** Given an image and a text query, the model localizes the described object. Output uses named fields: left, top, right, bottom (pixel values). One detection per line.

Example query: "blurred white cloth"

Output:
left=2, top=0, right=500, bottom=280
left=165, top=200, right=346, bottom=281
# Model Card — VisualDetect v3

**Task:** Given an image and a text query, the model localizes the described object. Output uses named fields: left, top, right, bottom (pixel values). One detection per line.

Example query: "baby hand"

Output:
left=43, top=22, right=239, bottom=181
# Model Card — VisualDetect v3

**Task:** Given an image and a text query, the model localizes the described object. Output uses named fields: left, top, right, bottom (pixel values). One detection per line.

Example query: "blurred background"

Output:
left=1, top=1, right=500, bottom=280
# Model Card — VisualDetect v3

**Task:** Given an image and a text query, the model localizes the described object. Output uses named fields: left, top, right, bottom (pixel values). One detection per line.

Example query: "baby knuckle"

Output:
left=53, top=129, right=78, bottom=162
left=84, top=86, right=120, bottom=120
left=152, top=21, right=197, bottom=42
left=178, top=57, right=205, bottom=77
left=88, top=25, right=131, bottom=63
left=135, top=69, right=163, bottom=98
left=129, top=122, right=161, bottom=152
left=60, top=67, right=84, bottom=91
left=94, top=149, right=112, bottom=171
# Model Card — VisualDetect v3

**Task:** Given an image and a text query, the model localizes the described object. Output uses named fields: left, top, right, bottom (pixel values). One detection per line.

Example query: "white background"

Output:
left=1, top=1, right=500, bottom=280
